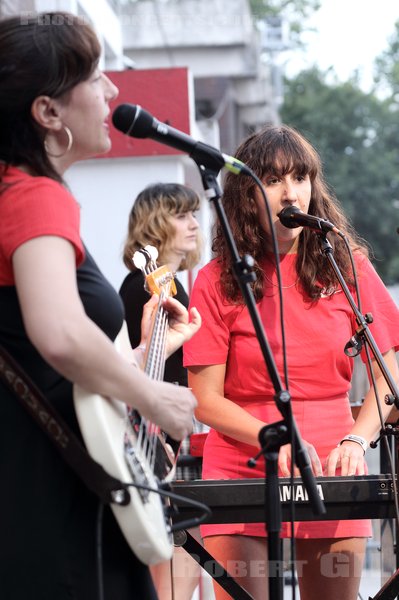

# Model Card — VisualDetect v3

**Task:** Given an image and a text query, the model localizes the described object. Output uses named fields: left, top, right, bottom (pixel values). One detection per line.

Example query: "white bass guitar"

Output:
left=73, top=245, right=178, bottom=565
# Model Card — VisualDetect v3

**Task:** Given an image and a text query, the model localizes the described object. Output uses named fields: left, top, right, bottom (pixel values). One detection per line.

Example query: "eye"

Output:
left=91, top=69, right=102, bottom=82
left=296, top=174, right=309, bottom=183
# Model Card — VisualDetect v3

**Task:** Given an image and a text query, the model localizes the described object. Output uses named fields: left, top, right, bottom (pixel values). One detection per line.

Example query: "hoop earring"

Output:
left=45, top=126, right=73, bottom=158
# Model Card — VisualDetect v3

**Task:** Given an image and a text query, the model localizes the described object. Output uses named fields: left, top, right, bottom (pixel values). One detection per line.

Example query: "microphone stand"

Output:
left=318, top=234, right=399, bottom=600
left=318, top=235, right=399, bottom=406
left=196, top=163, right=326, bottom=600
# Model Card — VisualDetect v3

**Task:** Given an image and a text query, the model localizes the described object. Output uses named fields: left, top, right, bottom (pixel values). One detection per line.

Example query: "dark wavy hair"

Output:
left=0, top=12, right=101, bottom=184
left=213, top=124, right=369, bottom=302
left=123, top=183, right=202, bottom=272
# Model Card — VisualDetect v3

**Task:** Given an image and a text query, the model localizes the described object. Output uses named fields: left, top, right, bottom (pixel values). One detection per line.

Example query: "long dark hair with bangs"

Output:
left=0, top=12, right=101, bottom=184
left=213, top=124, right=369, bottom=302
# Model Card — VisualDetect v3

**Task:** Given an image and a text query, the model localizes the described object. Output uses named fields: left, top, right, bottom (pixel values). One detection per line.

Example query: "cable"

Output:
left=243, top=171, right=297, bottom=599
left=124, top=481, right=213, bottom=532
left=95, top=501, right=105, bottom=600
left=93, top=480, right=211, bottom=600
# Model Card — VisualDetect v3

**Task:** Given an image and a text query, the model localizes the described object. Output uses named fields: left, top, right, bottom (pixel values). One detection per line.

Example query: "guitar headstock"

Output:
left=133, top=245, right=177, bottom=297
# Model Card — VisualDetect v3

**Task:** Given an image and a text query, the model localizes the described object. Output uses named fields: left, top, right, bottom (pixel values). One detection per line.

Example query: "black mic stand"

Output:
left=318, top=234, right=399, bottom=600
left=368, top=418, right=399, bottom=600
left=196, top=163, right=326, bottom=600
left=318, top=235, right=399, bottom=413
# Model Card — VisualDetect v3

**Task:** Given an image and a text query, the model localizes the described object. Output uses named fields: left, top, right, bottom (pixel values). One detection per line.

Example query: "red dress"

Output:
left=183, top=252, right=399, bottom=538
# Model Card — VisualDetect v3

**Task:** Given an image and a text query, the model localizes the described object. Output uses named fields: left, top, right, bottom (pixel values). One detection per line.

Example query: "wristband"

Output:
left=339, top=434, right=368, bottom=454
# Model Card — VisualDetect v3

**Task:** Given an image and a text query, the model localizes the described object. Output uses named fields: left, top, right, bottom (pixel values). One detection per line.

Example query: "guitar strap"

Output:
left=0, top=344, right=130, bottom=507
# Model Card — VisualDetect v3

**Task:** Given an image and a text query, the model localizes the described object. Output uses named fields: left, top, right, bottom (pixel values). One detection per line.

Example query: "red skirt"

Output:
left=200, top=395, right=372, bottom=539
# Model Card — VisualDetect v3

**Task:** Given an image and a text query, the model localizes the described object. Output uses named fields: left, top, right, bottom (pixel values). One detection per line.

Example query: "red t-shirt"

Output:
left=184, top=252, right=399, bottom=402
left=0, top=166, right=84, bottom=285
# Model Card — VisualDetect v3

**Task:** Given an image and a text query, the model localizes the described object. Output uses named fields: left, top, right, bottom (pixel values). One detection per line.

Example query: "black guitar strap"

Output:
left=0, top=344, right=130, bottom=507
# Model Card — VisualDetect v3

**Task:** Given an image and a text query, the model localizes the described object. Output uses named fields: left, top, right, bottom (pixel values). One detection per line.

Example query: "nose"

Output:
left=103, top=73, right=119, bottom=102
left=189, top=213, right=199, bottom=229
left=282, top=177, right=298, bottom=204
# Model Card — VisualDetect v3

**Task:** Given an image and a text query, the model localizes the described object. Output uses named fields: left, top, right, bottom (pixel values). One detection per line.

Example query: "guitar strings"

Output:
left=142, top=285, right=170, bottom=473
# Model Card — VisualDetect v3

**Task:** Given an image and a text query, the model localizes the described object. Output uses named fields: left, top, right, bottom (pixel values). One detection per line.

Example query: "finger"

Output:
left=189, top=306, right=202, bottom=328
left=344, top=452, right=365, bottom=476
left=338, top=452, right=351, bottom=476
left=312, top=458, right=323, bottom=477
left=309, top=449, right=323, bottom=477
left=356, top=458, right=366, bottom=476
left=144, top=293, right=159, bottom=308
left=279, top=450, right=291, bottom=477
left=163, top=296, right=185, bottom=317
left=325, top=451, right=341, bottom=476
left=141, top=293, right=159, bottom=321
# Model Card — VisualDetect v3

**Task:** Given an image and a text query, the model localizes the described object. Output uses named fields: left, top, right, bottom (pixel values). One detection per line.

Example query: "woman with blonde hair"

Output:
left=120, top=182, right=201, bottom=387
left=120, top=182, right=203, bottom=600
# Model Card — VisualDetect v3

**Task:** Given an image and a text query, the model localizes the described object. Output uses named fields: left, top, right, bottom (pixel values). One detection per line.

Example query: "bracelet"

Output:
left=338, top=434, right=368, bottom=454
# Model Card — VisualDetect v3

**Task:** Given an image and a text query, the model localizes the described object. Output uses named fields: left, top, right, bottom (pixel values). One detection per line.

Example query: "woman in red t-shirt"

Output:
left=184, top=125, right=399, bottom=600
left=0, top=12, right=200, bottom=600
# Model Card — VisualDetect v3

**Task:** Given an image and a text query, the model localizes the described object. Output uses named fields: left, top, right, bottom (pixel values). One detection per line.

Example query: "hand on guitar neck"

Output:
left=139, top=292, right=201, bottom=361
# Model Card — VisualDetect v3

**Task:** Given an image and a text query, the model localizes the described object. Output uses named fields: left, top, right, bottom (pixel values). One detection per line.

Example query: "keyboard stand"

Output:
left=179, top=531, right=255, bottom=600
left=369, top=568, right=399, bottom=600
left=371, top=417, right=399, bottom=599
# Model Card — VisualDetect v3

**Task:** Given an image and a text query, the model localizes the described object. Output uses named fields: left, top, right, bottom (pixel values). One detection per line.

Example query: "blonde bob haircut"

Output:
left=123, top=182, right=201, bottom=272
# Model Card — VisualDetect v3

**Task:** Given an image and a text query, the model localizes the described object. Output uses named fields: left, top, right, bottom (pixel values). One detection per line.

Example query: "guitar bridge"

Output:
left=124, top=436, right=153, bottom=503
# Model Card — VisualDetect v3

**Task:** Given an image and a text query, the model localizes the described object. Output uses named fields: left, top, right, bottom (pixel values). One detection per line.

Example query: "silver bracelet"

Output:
left=339, top=434, right=368, bottom=454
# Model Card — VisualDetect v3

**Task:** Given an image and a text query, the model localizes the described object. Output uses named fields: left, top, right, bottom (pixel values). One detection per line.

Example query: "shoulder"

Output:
left=119, top=270, right=147, bottom=300
left=194, top=258, right=222, bottom=286
left=174, top=277, right=189, bottom=306
left=0, top=167, right=84, bottom=270
left=2, top=167, right=73, bottom=200
left=354, top=251, right=383, bottom=283
left=119, top=270, right=144, bottom=293
left=1, top=167, right=79, bottom=220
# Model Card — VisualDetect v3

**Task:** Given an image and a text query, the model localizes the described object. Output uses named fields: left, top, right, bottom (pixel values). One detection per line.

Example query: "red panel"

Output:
left=102, top=67, right=191, bottom=159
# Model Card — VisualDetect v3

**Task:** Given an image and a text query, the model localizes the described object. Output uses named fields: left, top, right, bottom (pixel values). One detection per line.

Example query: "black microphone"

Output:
left=278, top=206, right=342, bottom=235
left=112, top=103, right=251, bottom=175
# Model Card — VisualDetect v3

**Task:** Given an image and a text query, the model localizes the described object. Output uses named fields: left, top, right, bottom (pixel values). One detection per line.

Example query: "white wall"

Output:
left=65, top=154, right=214, bottom=293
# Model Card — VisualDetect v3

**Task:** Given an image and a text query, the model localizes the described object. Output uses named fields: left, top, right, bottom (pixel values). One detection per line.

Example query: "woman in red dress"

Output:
left=184, top=125, right=399, bottom=599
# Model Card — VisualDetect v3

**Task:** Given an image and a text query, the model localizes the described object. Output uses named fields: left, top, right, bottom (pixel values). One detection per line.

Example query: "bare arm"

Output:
left=13, top=236, right=196, bottom=440
left=188, top=363, right=323, bottom=476
left=188, top=363, right=265, bottom=447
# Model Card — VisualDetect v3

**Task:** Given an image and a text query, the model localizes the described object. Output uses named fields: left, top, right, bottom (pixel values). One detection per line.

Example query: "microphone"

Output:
left=112, top=103, right=251, bottom=175
left=278, top=206, right=342, bottom=235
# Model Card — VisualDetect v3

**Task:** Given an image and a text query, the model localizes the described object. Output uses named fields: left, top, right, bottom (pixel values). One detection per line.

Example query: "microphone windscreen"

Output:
left=278, top=206, right=302, bottom=229
left=112, top=104, right=154, bottom=139
left=112, top=103, right=137, bottom=132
